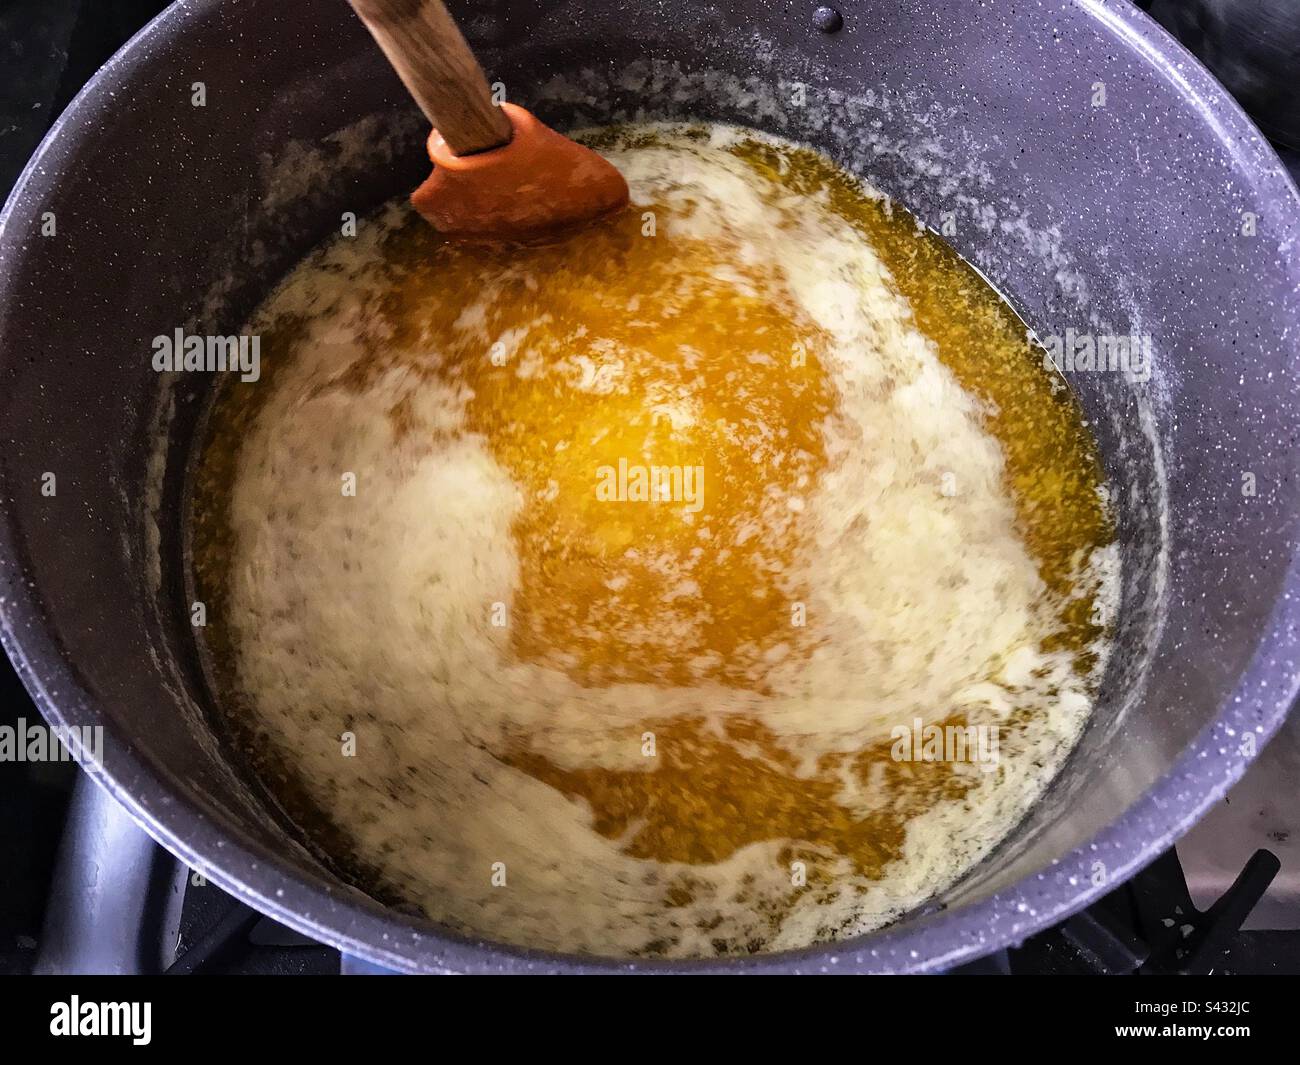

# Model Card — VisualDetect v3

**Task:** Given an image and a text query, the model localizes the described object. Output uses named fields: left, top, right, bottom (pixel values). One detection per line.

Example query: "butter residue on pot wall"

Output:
left=190, top=125, right=1118, bottom=958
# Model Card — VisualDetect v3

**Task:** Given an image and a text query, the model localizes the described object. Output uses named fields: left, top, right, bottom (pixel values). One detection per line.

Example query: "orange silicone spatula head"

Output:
left=347, top=0, right=629, bottom=241
left=413, top=103, right=629, bottom=240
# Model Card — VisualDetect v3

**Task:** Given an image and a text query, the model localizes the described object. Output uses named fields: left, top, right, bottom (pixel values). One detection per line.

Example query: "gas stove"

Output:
left=1, top=0, right=1298, bottom=977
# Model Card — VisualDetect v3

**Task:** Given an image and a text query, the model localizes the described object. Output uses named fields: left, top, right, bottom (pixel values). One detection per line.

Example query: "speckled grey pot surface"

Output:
left=0, top=0, right=1297, bottom=972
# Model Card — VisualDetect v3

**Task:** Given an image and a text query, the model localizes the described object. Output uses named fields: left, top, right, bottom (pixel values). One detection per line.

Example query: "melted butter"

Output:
left=191, top=126, right=1114, bottom=947
left=376, top=206, right=839, bottom=690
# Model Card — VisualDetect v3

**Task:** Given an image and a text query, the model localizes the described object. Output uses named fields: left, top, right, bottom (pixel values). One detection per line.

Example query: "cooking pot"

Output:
left=1, top=0, right=1298, bottom=973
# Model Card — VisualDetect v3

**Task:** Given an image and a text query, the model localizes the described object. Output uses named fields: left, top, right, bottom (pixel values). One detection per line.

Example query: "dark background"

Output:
left=1, top=0, right=1297, bottom=975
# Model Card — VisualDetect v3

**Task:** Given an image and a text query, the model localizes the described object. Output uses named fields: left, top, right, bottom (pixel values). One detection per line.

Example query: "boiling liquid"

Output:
left=191, top=125, right=1115, bottom=957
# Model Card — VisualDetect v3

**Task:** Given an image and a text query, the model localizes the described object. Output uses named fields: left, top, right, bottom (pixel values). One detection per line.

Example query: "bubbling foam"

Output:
left=191, top=124, right=1116, bottom=958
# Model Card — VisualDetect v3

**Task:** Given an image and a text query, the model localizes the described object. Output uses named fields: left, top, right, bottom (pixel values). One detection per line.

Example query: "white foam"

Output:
left=211, top=125, right=1117, bottom=957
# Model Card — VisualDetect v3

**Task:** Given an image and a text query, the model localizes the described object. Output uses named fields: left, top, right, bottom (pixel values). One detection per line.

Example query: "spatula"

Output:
left=346, top=0, right=630, bottom=240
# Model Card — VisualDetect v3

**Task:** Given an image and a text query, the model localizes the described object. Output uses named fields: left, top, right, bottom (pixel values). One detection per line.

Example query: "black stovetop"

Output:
left=1, top=0, right=1298, bottom=976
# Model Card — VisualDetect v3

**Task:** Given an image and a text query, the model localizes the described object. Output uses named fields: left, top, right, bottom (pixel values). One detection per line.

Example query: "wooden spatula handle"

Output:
left=347, top=0, right=514, bottom=157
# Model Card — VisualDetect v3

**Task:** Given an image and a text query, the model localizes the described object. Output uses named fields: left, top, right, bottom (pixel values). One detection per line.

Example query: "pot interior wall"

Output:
left=1, top=0, right=1297, bottom=966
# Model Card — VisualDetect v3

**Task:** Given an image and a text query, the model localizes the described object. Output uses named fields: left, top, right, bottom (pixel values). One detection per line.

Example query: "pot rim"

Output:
left=1, top=0, right=1298, bottom=973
